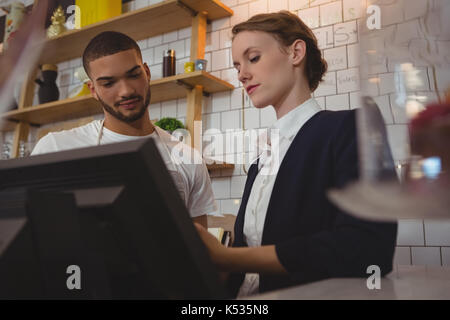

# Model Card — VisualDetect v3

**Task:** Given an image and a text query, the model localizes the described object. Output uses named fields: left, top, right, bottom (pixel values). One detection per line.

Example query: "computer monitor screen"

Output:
left=0, top=138, right=226, bottom=299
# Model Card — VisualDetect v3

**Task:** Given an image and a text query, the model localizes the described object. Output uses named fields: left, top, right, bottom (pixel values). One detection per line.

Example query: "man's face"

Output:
left=87, top=49, right=151, bottom=123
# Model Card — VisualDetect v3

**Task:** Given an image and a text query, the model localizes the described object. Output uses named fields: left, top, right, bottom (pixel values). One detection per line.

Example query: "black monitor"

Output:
left=0, top=138, right=227, bottom=299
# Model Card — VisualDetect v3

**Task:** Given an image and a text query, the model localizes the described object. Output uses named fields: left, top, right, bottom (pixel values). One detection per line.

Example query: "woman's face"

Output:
left=232, top=30, right=300, bottom=110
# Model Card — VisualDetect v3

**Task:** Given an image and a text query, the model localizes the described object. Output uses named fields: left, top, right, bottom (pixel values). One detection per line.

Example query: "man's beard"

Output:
left=99, top=88, right=151, bottom=123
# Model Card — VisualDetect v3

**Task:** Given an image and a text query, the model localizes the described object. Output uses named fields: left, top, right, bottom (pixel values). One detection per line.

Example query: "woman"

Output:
left=196, top=11, right=397, bottom=297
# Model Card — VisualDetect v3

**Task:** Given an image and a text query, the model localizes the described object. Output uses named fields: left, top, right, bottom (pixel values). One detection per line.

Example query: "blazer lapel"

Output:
left=234, top=160, right=259, bottom=247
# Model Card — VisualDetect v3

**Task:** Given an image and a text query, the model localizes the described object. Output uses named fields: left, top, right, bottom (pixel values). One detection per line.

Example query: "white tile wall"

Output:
left=442, top=248, right=450, bottom=267
left=337, top=67, right=360, bottom=93
left=397, top=220, right=424, bottom=246
left=325, top=94, right=350, bottom=110
left=298, top=6, right=320, bottom=29
left=324, top=46, right=348, bottom=71
left=320, top=1, right=343, bottom=26
left=411, top=247, right=442, bottom=266
left=17, top=0, right=448, bottom=266
left=424, top=221, right=450, bottom=246
left=393, top=247, right=411, bottom=265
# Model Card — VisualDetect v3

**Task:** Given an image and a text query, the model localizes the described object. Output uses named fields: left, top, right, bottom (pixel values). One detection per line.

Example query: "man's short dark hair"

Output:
left=82, top=31, right=142, bottom=77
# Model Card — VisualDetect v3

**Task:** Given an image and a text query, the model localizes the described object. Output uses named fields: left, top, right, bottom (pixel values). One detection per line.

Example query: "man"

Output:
left=32, top=31, right=215, bottom=227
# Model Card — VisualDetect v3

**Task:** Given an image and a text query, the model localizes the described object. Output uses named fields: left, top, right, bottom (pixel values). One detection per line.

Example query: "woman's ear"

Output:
left=290, top=39, right=307, bottom=66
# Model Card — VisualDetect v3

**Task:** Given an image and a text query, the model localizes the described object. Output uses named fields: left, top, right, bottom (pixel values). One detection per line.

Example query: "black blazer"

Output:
left=228, top=110, right=398, bottom=296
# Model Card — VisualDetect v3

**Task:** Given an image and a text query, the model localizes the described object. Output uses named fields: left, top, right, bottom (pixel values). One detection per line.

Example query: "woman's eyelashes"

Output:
left=250, top=55, right=260, bottom=63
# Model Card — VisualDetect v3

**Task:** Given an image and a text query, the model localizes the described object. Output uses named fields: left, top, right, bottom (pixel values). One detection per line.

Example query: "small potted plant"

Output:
left=154, top=117, right=188, bottom=143
left=154, top=117, right=185, bottom=133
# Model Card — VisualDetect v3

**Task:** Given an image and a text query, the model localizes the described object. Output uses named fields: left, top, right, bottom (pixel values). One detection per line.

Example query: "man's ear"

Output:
left=143, top=62, right=151, bottom=81
left=87, top=80, right=98, bottom=100
left=290, top=39, right=307, bottom=67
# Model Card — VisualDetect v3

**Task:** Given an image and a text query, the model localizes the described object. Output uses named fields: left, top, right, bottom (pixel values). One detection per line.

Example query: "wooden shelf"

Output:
left=2, top=71, right=234, bottom=125
left=206, top=162, right=235, bottom=171
left=38, top=0, right=233, bottom=65
left=0, top=119, right=19, bottom=132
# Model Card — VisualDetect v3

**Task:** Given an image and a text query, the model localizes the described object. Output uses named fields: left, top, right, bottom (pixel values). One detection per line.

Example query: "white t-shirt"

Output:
left=31, top=120, right=217, bottom=218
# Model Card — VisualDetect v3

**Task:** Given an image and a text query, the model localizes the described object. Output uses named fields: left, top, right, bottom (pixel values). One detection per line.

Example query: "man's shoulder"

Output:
left=32, top=120, right=101, bottom=155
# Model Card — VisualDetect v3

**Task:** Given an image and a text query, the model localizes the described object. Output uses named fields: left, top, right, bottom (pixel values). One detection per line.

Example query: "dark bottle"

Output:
left=35, top=64, right=59, bottom=104
left=163, top=49, right=176, bottom=77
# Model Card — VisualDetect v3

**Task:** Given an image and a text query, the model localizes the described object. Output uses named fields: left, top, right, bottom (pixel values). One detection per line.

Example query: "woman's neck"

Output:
left=274, top=90, right=312, bottom=120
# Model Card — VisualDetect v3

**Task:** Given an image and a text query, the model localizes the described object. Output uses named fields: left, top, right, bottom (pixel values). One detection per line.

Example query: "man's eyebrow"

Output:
left=96, top=65, right=141, bottom=81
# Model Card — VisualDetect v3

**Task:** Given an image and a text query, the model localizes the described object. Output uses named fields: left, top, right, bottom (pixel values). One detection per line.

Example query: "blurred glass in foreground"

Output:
left=329, top=0, right=450, bottom=221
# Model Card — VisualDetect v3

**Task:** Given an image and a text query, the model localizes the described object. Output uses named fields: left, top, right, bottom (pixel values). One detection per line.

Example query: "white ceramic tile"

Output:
left=343, top=0, right=363, bottom=21
left=206, top=31, right=220, bottom=53
left=161, top=100, right=177, bottom=118
left=298, top=6, right=320, bottom=29
left=141, top=47, right=154, bottom=66
left=178, top=27, right=191, bottom=40
left=230, top=175, right=247, bottom=198
left=347, top=43, right=360, bottom=68
left=324, top=46, right=348, bottom=71
left=212, top=49, right=231, bottom=71
left=244, top=107, right=260, bottom=130
left=442, top=247, right=450, bottom=267
left=424, top=220, right=450, bottom=246
left=231, top=88, right=246, bottom=110
left=311, top=0, right=333, bottom=7
left=313, top=26, right=334, bottom=50
left=204, top=113, right=221, bottom=131
left=378, top=73, right=396, bottom=95
left=337, top=67, right=360, bottom=93
left=268, top=0, right=288, bottom=12
left=325, top=94, right=350, bottom=111
left=222, top=0, right=238, bottom=6
left=397, top=219, right=425, bottom=246
left=137, top=39, right=147, bottom=50
left=211, top=177, right=231, bottom=199
left=58, top=69, right=72, bottom=87
left=334, top=20, right=358, bottom=46
left=220, top=28, right=233, bottom=49
left=411, top=247, right=442, bottom=266
left=221, top=199, right=241, bottom=215
left=320, top=1, right=342, bottom=27
left=221, top=68, right=240, bottom=88
left=289, top=0, right=309, bottom=11
left=221, top=110, right=241, bottom=131
left=168, top=40, right=185, bottom=59
left=230, top=4, right=249, bottom=27
left=149, top=102, right=161, bottom=120
left=314, top=71, right=337, bottom=97
left=176, top=57, right=188, bottom=76
left=177, top=98, right=187, bottom=118
left=360, top=78, right=379, bottom=97
left=212, top=91, right=231, bottom=113
left=147, top=35, right=162, bottom=48
left=260, top=106, right=277, bottom=128
left=135, top=0, right=149, bottom=9
left=393, top=247, right=411, bottom=265
left=379, top=0, right=404, bottom=27
left=212, top=17, right=231, bottom=32
left=250, top=0, right=268, bottom=17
